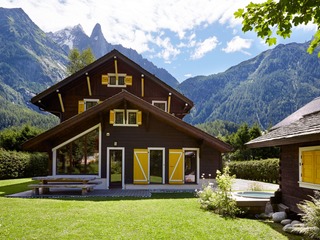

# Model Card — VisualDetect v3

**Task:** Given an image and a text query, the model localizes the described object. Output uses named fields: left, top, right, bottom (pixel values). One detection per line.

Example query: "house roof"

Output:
left=246, top=109, right=320, bottom=148
left=31, top=49, right=193, bottom=110
left=271, top=97, right=320, bottom=130
left=24, top=90, right=231, bottom=153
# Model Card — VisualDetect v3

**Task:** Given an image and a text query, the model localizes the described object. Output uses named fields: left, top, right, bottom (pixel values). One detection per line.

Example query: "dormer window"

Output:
left=110, top=109, right=142, bottom=126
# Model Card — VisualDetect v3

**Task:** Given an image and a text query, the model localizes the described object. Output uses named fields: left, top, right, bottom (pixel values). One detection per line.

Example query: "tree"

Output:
left=235, top=0, right=320, bottom=56
left=66, top=48, right=95, bottom=75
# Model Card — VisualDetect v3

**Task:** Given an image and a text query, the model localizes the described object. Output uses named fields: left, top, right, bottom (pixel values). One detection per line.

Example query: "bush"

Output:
left=293, top=191, right=320, bottom=238
left=196, top=167, right=240, bottom=218
left=227, top=159, right=279, bottom=183
left=0, top=148, right=48, bottom=179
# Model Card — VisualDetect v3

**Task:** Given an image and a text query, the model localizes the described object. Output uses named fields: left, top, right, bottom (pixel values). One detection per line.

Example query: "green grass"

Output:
left=0, top=179, right=307, bottom=240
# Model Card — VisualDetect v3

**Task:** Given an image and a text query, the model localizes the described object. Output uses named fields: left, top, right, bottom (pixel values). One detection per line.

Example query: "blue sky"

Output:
left=2, top=0, right=316, bottom=82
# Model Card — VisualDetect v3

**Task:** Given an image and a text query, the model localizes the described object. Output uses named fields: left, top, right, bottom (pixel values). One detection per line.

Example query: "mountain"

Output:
left=47, top=23, right=179, bottom=88
left=178, top=41, right=320, bottom=128
left=0, top=7, right=68, bottom=109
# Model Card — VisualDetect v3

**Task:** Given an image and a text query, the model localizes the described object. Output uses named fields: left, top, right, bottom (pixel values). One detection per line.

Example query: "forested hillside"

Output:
left=179, top=42, right=320, bottom=128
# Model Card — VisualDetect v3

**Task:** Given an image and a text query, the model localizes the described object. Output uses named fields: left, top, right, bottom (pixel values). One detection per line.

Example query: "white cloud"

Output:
left=191, top=36, right=219, bottom=60
left=222, top=36, right=253, bottom=55
left=184, top=73, right=193, bottom=78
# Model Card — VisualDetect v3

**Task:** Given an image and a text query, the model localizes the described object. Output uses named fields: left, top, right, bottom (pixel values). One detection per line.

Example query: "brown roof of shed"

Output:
left=246, top=109, right=320, bottom=148
left=24, top=90, right=231, bottom=153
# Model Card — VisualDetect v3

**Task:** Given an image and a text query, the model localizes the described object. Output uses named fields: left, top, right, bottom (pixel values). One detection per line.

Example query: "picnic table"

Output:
left=29, top=176, right=101, bottom=195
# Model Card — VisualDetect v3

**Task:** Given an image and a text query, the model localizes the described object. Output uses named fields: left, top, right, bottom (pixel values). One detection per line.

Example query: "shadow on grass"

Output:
left=0, top=179, right=38, bottom=197
left=261, top=220, right=311, bottom=240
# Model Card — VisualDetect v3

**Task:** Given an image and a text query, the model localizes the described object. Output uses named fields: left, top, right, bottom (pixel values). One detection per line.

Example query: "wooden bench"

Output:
left=29, top=176, right=102, bottom=195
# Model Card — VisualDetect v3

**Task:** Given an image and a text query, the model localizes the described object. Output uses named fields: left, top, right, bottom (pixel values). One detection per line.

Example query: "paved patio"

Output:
left=6, top=179, right=278, bottom=199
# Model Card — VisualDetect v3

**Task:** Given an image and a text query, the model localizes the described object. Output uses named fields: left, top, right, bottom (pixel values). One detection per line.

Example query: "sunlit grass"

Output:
left=0, top=179, right=307, bottom=239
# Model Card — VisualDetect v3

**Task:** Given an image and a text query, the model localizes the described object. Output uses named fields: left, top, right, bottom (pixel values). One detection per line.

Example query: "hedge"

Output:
left=0, top=148, right=48, bottom=179
left=227, top=159, right=279, bottom=183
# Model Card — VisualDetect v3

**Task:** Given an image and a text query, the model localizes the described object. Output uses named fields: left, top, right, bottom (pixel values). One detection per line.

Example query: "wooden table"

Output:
left=30, top=176, right=100, bottom=195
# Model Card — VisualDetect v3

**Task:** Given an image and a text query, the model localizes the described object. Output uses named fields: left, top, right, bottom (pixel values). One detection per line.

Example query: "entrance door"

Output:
left=108, top=148, right=124, bottom=189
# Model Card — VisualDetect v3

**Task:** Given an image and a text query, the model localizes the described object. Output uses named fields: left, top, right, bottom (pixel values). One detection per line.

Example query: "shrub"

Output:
left=227, top=158, right=279, bottom=183
left=196, top=167, right=240, bottom=218
left=0, top=148, right=48, bottom=179
left=293, top=191, right=320, bottom=238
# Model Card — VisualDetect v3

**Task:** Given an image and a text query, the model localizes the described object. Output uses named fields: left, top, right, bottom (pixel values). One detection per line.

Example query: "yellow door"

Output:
left=169, top=149, right=184, bottom=184
left=133, top=149, right=149, bottom=184
left=302, top=151, right=314, bottom=183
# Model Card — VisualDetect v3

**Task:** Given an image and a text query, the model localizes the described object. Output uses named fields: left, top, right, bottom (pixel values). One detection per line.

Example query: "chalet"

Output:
left=24, top=49, right=231, bottom=190
left=246, top=97, right=320, bottom=212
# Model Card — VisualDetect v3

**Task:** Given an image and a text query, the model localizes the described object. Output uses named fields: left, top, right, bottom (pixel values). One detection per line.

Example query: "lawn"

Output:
left=0, top=179, right=306, bottom=240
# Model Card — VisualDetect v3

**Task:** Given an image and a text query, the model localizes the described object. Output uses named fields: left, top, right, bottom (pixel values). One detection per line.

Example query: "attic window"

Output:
left=101, top=73, right=132, bottom=87
left=152, top=101, right=167, bottom=112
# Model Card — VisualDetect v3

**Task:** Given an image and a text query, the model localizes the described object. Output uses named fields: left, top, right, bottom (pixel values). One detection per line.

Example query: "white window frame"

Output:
left=52, top=124, right=102, bottom=177
left=183, top=148, right=200, bottom=184
left=108, top=73, right=126, bottom=87
left=84, top=98, right=99, bottom=111
left=152, top=100, right=167, bottom=112
left=113, top=109, right=139, bottom=127
left=299, top=146, right=320, bottom=190
left=107, top=147, right=125, bottom=189
left=148, top=147, right=165, bottom=184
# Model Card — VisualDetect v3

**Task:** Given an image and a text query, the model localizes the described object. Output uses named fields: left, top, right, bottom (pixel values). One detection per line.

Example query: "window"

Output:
left=110, top=109, right=142, bottom=126
left=184, top=150, right=197, bottom=183
left=85, top=99, right=99, bottom=110
left=55, top=127, right=100, bottom=175
left=299, top=146, right=320, bottom=190
left=101, top=73, right=132, bottom=87
left=152, top=101, right=167, bottom=112
left=78, top=99, right=99, bottom=114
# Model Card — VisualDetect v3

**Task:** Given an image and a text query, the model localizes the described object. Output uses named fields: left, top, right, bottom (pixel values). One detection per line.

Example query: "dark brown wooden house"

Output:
left=246, top=97, right=320, bottom=212
left=24, top=49, right=231, bottom=190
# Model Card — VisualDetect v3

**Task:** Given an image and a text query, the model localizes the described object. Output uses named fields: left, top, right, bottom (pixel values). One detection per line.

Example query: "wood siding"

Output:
left=280, top=142, right=320, bottom=212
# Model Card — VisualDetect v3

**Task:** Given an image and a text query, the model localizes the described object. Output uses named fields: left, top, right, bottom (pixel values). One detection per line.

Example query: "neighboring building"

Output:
left=24, top=49, right=231, bottom=190
left=246, top=97, right=320, bottom=212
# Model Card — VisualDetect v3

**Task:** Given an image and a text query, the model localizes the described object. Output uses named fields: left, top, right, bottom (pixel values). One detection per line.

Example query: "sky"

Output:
left=1, top=0, right=317, bottom=82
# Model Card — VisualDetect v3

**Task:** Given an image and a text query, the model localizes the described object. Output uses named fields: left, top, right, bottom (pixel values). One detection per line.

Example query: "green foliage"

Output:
left=195, top=120, right=238, bottom=139
left=224, top=122, right=279, bottom=161
left=0, top=125, right=44, bottom=151
left=0, top=148, right=48, bottom=179
left=67, top=48, right=95, bottom=75
left=294, top=191, right=320, bottom=238
left=235, top=0, right=320, bottom=56
left=0, top=96, right=59, bottom=131
left=197, top=167, right=240, bottom=218
left=228, top=159, right=279, bottom=183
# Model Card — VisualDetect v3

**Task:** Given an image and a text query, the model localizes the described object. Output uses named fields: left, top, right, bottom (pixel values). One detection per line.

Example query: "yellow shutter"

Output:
left=302, top=151, right=314, bottom=183
left=78, top=100, right=85, bottom=114
left=315, top=151, right=320, bottom=184
left=133, top=149, right=149, bottom=184
left=125, top=75, right=133, bottom=86
left=169, top=149, right=184, bottom=184
left=102, top=75, right=109, bottom=85
left=109, top=110, right=115, bottom=124
left=137, top=111, right=142, bottom=125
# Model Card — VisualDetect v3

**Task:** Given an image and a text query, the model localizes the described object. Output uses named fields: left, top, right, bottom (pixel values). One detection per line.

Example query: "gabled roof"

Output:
left=31, top=49, right=193, bottom=109
left=24, top=90, right=231, bottom=153
left=247, top=104, right=320, bottom=148
left=271, top=97, right=320, bottom=130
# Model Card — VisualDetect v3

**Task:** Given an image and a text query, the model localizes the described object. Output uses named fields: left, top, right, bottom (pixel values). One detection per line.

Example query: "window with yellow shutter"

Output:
left=299, top=147, right=320, bottom=190
left=103, top=73, right=133, bottom=87
left=109, top=109, right=142, bottom=126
